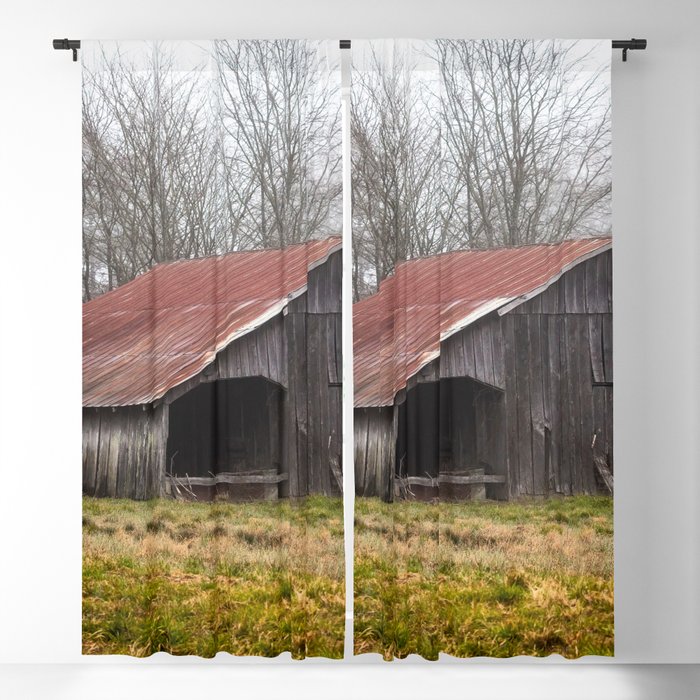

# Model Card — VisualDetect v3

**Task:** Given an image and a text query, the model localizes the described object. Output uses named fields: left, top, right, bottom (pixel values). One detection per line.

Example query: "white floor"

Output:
left=1, top=663, right=700, bottom=700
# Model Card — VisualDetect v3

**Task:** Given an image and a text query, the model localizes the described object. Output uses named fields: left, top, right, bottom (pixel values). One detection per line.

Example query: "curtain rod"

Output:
left=52, top=38, right=648, bottom=63
left=342, top=39, right=649, bottom=61
left=611, top=38, right=647, bottom=61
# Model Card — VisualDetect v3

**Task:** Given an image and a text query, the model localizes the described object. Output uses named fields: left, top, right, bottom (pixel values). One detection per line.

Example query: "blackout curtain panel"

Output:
left=352, top=39, right=613, bottom=659
left=81, top=40, right=345, bottom=658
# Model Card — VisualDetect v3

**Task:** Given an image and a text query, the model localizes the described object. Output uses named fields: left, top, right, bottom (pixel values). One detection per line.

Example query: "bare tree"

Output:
left=351, top=43, right=446, bottom=300
left=83, top=39, right=610, bottom=303
left=83, top=40, right=341, bottom=301
left=436, top=39, right=611, bottom=249
left=351, top=39, right=611, bottom=298
left=214, top=40, right=341, bottom=249
left=82, top=42, right=224, bottom=299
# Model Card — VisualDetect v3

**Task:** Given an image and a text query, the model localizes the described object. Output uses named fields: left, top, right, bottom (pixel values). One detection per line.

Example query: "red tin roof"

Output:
left=83, top=236, right=341, bottom=407
left=353, top=237, right=611, bottom=407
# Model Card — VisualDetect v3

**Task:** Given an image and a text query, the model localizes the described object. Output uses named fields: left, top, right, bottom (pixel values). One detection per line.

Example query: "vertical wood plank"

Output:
left=326, top=315, right=339, bottom=384
left=592, top=385, right=607, bottom=475
left=491, top=317, right=506, bottom=389
left=353, top=409, right=367, bottom=495
left=285, top=304, right=308, bottom=496
left=545, top=314, right=563, bottom=494
left=82, top=409, right=100, bottom=496
left=502, top=314, right=520, bottom=498
left=584, top=258, right=596, bottom=313
left=334, top=314, right=342, bottom=384
left=559, top=315, right=574, bottom=495
left=527, top=315, right=547, bottom=495
left=515, top=315, right=534, bottom=494
left=295, top=311, right=309, bottom=495
left=306, top=315, right=319, bottom=493
left=480, top=321, right=495, bottom=387
left=589, top=315, right=605, bottom=383
left=106, top=411, right=121, bottom=497
left=602, top=313, right=613, bottom=383
left=565, top=315, right=584, bottom=493
left=540, top=281, right=559, bottom=313
left=573, top=261, right=587, bottom=313
left=473, top=323, right=486, bottom=385
left=576, top=316, right=596, bottom=493
left=463, top=327, right=476, bottom=380
left=605, top=385, right=613, bottom=466
left=134, top=409, right=145, bottom=500
left=115, top=408, right=129, bottom=498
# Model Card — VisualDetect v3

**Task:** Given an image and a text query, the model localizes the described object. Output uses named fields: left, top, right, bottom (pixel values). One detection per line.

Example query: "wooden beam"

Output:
left=405, top=474, right=506, bottom=486
left=438, top=474, right=506, bottom=485
left=166, top=471, right=289, bottom=486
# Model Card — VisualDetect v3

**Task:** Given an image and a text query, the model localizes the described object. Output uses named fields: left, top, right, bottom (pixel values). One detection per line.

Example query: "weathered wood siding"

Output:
left=509, top=249, right=612, bottom=316
left=441, top=313, right=506, bottom=389
left=445, top=250, right=612, bottom=498
left=284, top=249, right=342, bottom=497
left=83, top=404, right=168, bottom=500
left=355, top=249, right=612, bottom=502
left=354, top=359, right=441, bottom=500
left=354, top=407, right=394, bottom=500
left=215, top=314, right=287, bottom=386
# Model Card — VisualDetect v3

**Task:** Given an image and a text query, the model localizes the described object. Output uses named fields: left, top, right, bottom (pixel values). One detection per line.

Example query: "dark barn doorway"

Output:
left=438, top=377, right=507, bottom=500
left=395, top=377, right=507, bottom=500
left=166, top=376, right=283, bottom=500
left=396, top=382, right=440, bottom=482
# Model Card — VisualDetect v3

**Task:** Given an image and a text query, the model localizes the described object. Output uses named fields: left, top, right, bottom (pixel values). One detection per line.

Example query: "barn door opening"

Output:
left=394, top=377, right=507, bottom=501
left=438, top=377, right=507, bottom=500
left=166, top=376, right=284, bottom=501
left=395, top=382, right=440, bottom=499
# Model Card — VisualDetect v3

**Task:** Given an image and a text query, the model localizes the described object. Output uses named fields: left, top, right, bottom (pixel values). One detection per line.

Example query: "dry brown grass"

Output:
left=83, top=496, right=344, bottom=658
left=354, top=496, right=614, bottom=659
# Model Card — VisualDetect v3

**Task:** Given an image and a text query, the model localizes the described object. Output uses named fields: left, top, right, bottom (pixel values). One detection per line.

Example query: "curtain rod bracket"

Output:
left=612, top=38, right=647, bottom=62
left=53, top=38, right=81, bottom=61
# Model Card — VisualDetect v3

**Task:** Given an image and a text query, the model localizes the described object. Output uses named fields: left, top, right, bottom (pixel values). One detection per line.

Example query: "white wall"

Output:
left=0, top=0, right=698, bottom=696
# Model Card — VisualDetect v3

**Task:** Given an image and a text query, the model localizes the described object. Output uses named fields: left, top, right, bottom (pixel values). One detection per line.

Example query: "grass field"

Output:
left=84, top=495, right=612, bottom=659
left=354, top=496, right=613, bottom=659
left=83, top=496, right=344, bottom=658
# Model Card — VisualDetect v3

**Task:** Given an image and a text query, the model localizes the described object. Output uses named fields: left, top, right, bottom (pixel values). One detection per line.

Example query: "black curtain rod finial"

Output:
left=612, top=38, right=647, bottom=62
left=53, top=38, right=81, bottom=61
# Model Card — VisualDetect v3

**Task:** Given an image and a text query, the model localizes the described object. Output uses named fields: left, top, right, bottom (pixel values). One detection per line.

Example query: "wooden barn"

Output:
left=353, top=238, right=612, bottom=502
left=83, top=236, right=342, bottom=501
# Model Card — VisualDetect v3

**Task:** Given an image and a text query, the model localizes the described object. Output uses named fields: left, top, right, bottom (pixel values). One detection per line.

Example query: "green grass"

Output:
left=85, top=494, right=613, bottom=659
left=83, top=495, right=344, bottom=658
left=354, top=495, right=614, bottom=659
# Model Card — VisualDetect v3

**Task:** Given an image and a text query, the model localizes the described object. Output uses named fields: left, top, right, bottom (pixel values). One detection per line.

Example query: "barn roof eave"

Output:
left=82, top=294, right=298, bottom=409
left=353, top=240, right=612, bottom=409
left=495, top=241, right=612, bottom=317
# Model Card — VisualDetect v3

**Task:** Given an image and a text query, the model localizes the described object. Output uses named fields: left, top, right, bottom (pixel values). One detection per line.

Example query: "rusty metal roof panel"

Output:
left=83, top=236, right=341, bottom=407
left=353, top=237, right=611, bottom=407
